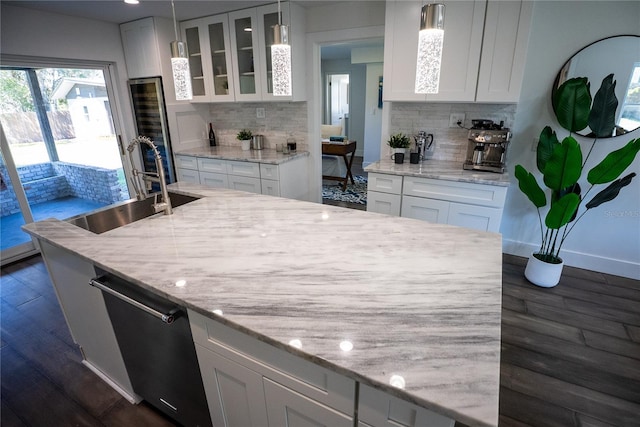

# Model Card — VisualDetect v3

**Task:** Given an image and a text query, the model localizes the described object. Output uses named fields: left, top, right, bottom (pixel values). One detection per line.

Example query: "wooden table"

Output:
left=322, top=140, right=357, bottom=191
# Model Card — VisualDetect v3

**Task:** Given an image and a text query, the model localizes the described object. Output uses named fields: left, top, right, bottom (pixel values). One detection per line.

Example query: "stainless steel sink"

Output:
left=67, top=192, right=199, bottom=234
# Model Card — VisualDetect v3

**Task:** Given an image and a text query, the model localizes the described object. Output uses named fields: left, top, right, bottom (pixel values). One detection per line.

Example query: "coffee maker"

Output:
left=463, top=120, right=511, bottom=173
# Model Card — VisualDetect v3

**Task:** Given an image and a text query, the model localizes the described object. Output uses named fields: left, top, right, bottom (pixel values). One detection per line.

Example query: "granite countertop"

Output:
left=23, top=183, right=502, bottom=427
left=176, top=146, right=309, bottom=165
left=365, top=159, right=511, bottom=187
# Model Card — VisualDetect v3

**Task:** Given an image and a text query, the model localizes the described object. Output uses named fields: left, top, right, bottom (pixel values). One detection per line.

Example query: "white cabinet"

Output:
left=189, top=309, right=355, bottom=427
left=180, top=2, right=306, bottom=103
left=182, top=15, right=236, bottom=102
left=475, top=0, right=533, bottom=102
left=38, top=241, right=137, bottom=401
left=358, top=384, right=454, bottom=427
left=401, top=176, right=507, bottom=232
left=367, top=172, right=507, bottom=232
left=383, top=0, right=486, bottom=102
left=176, top=153, right=309, bottom=200
left=367, top=172, right=403, bottom=216
left=383, top=0, right=532, bottom=103
left=120, top=18, right=163, bottom=78
left=264, top=378, right=353, bottom=427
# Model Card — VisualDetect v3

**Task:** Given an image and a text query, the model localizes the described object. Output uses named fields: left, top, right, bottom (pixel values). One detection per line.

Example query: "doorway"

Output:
left=0, top=64, right=130, bottom=265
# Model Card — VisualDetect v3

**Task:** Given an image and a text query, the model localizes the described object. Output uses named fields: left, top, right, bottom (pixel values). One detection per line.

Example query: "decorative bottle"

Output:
left=208, top=123, right=216, bottom=147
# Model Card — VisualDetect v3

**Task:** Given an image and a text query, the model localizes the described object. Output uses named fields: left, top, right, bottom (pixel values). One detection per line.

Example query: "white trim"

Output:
left=306, top=26, right=385, bottom=203
left=503, top=239, right=640, bottom=280
left=81, top=360, right=142, bottom=404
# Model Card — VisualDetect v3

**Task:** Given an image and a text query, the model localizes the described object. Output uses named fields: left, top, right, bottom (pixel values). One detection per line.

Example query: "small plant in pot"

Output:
left=388, top=133, right=411, bottom=162
left=515, top=74, right=640, bottom=288
left=237, top=129, right=253, bottom=151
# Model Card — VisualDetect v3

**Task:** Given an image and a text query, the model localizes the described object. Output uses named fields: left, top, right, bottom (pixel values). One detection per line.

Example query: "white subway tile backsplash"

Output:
left=208, top=102, right=308, bottom=151
left=389, top=103, right=517, bottom=162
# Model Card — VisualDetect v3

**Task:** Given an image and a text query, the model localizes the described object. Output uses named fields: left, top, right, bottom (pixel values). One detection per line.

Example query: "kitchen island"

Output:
left=23, top=183, right=502, bottom=427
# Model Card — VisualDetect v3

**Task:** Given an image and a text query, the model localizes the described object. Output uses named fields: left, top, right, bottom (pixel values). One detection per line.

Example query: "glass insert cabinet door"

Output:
left=209, top=22, right=230, bottom=96
left=185, top=25, right=206, bottom=98
left=262, top=11, right=279, bottom=95
left=229, top=8, right=262, bottom=100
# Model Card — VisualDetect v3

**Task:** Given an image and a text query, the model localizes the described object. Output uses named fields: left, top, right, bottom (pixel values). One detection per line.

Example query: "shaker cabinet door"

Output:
left=383, top=0, right=486, bottom=102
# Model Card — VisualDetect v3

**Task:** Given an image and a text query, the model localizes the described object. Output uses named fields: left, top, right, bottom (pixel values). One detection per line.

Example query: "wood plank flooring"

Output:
left=1, top=254, right=639, bottom=427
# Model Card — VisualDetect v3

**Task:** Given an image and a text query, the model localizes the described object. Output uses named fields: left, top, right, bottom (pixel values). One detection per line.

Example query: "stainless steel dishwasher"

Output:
left=90, top=268, right=212, bottom=427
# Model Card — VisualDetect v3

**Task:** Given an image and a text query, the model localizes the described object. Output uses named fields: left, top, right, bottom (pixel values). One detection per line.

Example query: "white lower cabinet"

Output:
left=358, top=384, right=454, bottom=427
left=176, top=154, right=309, bottom=200
left=189, top=309, right=355, bottom=427
left=38, top=241, right=137, bottom=401
left=367, top=173, right=507, bottom=232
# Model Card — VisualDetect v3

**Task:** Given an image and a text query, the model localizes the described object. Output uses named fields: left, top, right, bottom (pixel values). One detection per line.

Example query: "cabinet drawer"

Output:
left=403, top=177, right=507, bottom=208
left=176, top=168, right=200, bottom=184
left=228, top=175, right=261, bottom=194
left=260, top=163, right=280, bottom=181
left=189, top=309, right=355, bottom=415
left=261, top=179, right=281, bottom=197
left=200, top=171, right=228, bottom=189
left=175, top=155, right=198, bottom=170
left=227, top=160, right=261, bottom=178
left=358, top=384, right=454, bottom=427
left=448, top=202, right=503, bottom=233
left=197, top=157, right=227, bottom=174
left=368, top=173, right=403, bottom=195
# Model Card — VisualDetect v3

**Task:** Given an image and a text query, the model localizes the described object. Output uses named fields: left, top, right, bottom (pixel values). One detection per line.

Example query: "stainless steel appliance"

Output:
left=463, top=120, right=511, bottom=173
left=128, top=78, right=175, bottom=188
left=91, top=269, right=212, bottom=427
left=414, top=131, right=434, bottom=161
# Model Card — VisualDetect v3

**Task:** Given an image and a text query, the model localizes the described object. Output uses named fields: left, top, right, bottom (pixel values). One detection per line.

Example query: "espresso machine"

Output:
left=463, top=120, right=511, bottom=173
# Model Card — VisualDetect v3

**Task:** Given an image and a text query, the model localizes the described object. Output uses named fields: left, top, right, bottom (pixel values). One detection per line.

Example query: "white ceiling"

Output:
left=2, top=0, right=342, bottom=24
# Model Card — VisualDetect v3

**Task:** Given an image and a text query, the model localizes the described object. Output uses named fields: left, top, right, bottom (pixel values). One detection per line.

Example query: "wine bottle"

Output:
left=208, top=123, right=216, bottom=147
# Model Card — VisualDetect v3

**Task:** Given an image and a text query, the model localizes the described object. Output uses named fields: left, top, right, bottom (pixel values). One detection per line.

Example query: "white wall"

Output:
left=0, top=4, right=137, bottom=147
left=364, top=63, right=383, bottom=167
left=502, top=1, right=640, bottom=278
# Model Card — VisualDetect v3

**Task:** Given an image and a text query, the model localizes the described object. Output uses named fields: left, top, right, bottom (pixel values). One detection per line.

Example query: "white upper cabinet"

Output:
left=383, top=0, right=532, bottom=103
left=181, top=15, right=236, bottom=102
left=120, top=18, right=163, bottom=78
left=228, top=8, right=263, bottom=101
left=475, top=0, right=533, bottom=102
left=383, top=0, right=486, bottom=102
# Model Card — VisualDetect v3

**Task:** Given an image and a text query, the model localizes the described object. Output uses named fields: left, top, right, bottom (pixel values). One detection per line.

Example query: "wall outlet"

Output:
left=256, top=108, right=265, bottom=119
left=449, top=113, right=465, bottom=128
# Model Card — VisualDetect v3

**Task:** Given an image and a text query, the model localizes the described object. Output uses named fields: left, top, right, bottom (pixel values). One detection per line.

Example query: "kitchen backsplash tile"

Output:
left=389, top=103, right=517, bottom=162
left=208, top=102, right=308, bottom=151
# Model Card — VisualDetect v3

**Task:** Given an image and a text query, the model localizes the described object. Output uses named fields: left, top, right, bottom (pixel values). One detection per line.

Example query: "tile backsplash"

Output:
left=389, top=103, right=517, bottom=162
left=208, top=102, right=308, bottom=151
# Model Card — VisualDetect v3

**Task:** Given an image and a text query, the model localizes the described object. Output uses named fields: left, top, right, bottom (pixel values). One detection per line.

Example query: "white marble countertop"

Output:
left=365, top=159, right=511, bottom=187
left=175, top=146, right=309, bottom=165
left=23, top=183, right=502, bottom=427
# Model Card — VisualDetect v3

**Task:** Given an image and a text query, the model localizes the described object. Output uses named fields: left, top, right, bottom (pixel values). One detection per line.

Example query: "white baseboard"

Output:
left=503, top=239, right=640, bottom=280
left=81, top=360, right=141, bottom=404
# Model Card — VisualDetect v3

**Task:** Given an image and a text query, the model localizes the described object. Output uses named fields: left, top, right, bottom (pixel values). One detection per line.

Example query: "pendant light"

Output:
left=415, top=3, right=445, bottom=94
left=271, top=0, right=292, bottom=96
left=170, top=0, right=192, bottom=100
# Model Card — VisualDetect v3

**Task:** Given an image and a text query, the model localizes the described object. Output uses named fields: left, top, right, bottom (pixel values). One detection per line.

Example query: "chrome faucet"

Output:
left=127, top=136, right=173, bottom=215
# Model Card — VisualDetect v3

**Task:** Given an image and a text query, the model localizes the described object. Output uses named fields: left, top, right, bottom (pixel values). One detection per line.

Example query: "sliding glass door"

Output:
left=0, top=63, right=130, bottom=265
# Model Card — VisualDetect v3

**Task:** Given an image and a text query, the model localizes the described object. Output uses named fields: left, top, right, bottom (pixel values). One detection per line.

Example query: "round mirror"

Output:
left=553, top=35, right=640, bottom=137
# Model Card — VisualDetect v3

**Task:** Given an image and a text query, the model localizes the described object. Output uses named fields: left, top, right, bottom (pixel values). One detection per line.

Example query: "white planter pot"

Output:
left=241, top=139, right=251, bottom=151
left=524, top=253, right=564, bottom=288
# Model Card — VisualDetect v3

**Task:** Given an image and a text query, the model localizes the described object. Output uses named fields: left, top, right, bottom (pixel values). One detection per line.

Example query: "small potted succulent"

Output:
left=237, top=129, right=253, bottom=151
left=387, top=133, right=411, bottom=162
left=515, top=74, right=640, bottom=287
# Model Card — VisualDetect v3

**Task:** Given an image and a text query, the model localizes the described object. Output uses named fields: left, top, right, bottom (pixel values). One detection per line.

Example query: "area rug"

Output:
left=322, top=175, right=367, bottom=205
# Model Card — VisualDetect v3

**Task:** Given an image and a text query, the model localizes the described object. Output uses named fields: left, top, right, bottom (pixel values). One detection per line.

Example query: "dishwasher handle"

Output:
left=90, top=277, right=180, bottom=324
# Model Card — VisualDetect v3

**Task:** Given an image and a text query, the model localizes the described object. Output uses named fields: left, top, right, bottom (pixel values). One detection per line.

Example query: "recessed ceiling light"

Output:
left=124, top=0, right=139, bottom=5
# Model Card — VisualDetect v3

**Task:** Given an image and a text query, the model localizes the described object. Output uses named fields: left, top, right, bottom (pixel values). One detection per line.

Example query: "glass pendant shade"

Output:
left=271, top=24, right=292, bottom=96
left=415, top=4, right=445, bottom=94
left=170, top=40, right=193, bottom=101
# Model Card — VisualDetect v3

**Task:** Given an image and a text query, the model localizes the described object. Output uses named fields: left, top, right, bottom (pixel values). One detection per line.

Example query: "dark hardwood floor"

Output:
left=1, top=254, right=639, bottom=426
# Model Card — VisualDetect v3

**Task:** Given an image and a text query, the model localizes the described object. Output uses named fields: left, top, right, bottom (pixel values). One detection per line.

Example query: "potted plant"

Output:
left=237, top=129, right=253, bottom=151
left=515, top=74, right=640, bottom=287
left=387, top=133, right=411, bottom=162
